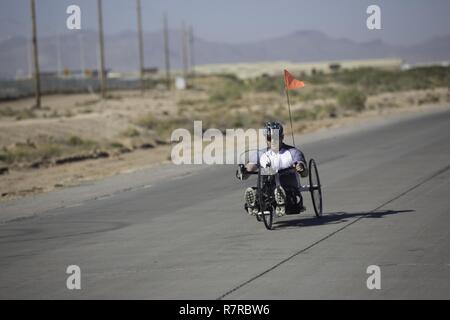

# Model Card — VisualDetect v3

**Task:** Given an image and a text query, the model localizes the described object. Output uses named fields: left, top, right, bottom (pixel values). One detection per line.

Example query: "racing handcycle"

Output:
left=238, top=152, right=323, bottom=230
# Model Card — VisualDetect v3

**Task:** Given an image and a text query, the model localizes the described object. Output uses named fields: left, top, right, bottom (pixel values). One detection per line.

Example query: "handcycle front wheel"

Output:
left=261, top=206, right=273, bottom=230
left=258, top=171, right=273, bottom=230
left=309, top=158, right=323, bottom=218
left=260, top=201, right=273, bottom=230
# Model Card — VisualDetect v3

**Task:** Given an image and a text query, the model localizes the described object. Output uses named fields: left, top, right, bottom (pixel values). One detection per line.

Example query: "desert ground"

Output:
left=1, top=67, right=449, bottom=201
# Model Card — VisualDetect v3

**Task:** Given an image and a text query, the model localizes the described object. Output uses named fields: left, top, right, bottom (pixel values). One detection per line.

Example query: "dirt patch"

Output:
left=0, top=144, right=171, bottom=200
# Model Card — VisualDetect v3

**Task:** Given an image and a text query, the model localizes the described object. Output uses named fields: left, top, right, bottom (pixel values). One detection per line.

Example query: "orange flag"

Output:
left=284, top=69, right=305, bottom=90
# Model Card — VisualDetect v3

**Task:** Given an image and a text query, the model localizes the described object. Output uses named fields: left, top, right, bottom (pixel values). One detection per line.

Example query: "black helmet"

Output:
left=263, top=121, right=284, bottom=140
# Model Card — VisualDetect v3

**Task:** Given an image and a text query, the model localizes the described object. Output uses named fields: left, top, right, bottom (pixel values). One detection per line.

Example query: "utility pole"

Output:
left=181, top=21, right=188, bottom=80
left=136, top=0, right=145, bottom=93
left=163, top=12, right=171, bottom=90
left=189, top=25, right=195, bottom=77
left=97, top=0, right=106, bottom=98
left=56, top=34, right=62, bottom=77
left=27, top=37, right=32, bottom=79
left=30, top=0, right=41, bottom=109
left=78, top=33, right=85, bottom=77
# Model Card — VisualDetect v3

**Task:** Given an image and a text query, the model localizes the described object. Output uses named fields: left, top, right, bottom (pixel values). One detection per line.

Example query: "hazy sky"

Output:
left=1, top=0, right=450, bottom=45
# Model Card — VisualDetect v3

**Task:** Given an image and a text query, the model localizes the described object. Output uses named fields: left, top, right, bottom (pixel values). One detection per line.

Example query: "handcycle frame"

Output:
left=246, top=158, right=323, bottom=230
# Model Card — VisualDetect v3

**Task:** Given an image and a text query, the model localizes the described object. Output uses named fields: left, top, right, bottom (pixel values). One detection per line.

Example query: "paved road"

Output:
left=1, top=108, right=449, bottom=299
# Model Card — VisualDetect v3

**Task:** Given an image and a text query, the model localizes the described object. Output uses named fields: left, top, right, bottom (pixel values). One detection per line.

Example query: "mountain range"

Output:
left=1, top=29, right=450, bottom=79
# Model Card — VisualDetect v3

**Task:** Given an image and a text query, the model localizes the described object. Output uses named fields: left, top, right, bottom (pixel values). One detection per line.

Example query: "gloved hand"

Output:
left=294, top=161, right=308, bottom=178
left=236, top=164, right=249, bottom=180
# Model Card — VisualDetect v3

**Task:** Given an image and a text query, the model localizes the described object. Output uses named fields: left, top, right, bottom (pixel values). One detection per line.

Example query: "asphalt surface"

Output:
left=1, top=108, right=449, bottom=299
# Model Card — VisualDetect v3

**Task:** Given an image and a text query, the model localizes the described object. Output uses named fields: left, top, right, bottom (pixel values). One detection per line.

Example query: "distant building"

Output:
left=143, top=67, right=158, bottom=75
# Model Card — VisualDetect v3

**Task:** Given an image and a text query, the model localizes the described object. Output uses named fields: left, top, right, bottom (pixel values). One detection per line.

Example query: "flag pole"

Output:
left=285, top=88, right=296, bottom=147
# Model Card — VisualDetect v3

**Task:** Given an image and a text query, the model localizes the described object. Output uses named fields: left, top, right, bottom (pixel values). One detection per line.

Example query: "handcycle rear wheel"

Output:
left=309, top=158, right=323, bottom=218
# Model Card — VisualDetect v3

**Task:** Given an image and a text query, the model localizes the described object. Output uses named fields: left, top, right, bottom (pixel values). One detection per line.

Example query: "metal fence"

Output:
left=0, top=77, right=146, bottom=101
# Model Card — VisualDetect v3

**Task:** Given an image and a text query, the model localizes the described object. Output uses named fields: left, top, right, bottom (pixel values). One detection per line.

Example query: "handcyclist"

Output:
left=236, top=121, right=308, bottom=217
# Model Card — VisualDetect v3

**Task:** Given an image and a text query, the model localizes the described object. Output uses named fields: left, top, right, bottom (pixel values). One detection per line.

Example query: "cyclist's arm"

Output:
left=246, top=150, right=267, bottom=172
left=236, top=155, right=261, bottom=180
left=236, top=163, right=257, bottom=180
left=245, top=163, right=258, bottom=172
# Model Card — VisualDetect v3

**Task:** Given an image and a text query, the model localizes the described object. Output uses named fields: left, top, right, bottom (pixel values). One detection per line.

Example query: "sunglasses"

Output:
left=266, top=135, right=280, bottom=142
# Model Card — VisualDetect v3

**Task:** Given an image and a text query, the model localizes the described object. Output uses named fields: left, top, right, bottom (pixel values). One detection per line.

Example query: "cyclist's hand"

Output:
left=294, top=161, right=308, bottom=177
left=236, top=164, right=249, bottom=180
left=294, top=162, right=304, bottom=172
